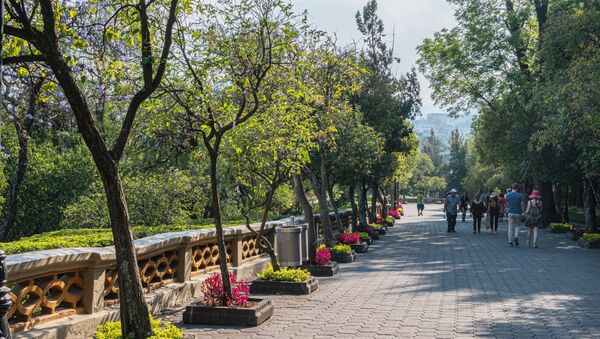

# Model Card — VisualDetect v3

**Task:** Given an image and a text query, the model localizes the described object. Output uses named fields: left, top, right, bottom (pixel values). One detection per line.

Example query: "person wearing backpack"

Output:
left=523, top=189, right=543, bottom=248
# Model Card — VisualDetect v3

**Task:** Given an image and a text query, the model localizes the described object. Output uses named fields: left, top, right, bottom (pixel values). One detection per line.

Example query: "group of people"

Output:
left=444, top=183, right=543, bottom=248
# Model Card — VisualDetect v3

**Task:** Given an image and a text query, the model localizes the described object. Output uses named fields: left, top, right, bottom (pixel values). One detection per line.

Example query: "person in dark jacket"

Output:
left=470, top=194, right=486, bottom=234
left=487, top=193, right=500, bottom=233
left=460, top=192, right=470, bottom=222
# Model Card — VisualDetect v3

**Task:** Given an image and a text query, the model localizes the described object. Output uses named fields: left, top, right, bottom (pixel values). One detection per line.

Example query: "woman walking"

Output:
left=470, top=194, right=486, bottom=234
left=460, top=192, right=470, bottom=222
left=487, top=193, right=500, bottom=233
left=524, top=189, right=543, bottom=248
left=498, top=193, right=507, bottom=222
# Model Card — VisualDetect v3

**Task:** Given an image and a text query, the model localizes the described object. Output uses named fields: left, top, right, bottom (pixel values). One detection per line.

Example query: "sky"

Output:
left=290, top=0, right=457, bottom=116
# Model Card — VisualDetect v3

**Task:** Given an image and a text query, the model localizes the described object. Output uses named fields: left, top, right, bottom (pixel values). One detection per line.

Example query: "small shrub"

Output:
left=257, top=264, right=311, bottom=282
left=201, top=272, right=249, bottom=307
left=583, top=233, right=600, bottom=249
left=549, top=223, right=572, bottom=233
left=337, top=233, right=360, bottom=245
left=368, top=223, right=383, bottom=230
left=358, top=232, right=370, bottom=241
left=385, top=216, right=394, bottom=225
left=314, top=244, right=331, bottom=266
left=95, top=316, right=183, bottom=339
left=388, top=209, right=399, bottom=218
left=329, top=244, right=352, bottom=254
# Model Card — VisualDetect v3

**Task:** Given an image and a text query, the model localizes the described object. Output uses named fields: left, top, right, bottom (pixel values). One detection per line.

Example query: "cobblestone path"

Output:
left=160, top=204, right=600, bottom=338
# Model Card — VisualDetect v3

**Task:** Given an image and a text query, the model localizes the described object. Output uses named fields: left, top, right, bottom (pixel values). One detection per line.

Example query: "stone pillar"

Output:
left=0, top=250, right=12, bottom=339
left=230, top=236, right=243, bottom=268
left=176, top=245, right=193, bottom=283
left=82, top=263, right=106, bottom=314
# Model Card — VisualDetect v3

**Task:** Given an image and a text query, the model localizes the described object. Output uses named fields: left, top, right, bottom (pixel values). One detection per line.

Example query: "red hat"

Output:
left=529, top=190, right=541, bottom=199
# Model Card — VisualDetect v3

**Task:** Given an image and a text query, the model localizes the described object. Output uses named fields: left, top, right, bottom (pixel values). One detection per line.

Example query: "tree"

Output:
left=446, top=129, right=467, bottom=192
left=159, top=0, right=301, bottom=298
left=421, top=128, right=445, bottom=176
left=3, top=1, right=180, bottom=336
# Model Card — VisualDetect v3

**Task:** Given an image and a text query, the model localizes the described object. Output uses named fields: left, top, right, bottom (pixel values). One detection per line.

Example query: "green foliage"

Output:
left=95, top=316, right=183, bottom=339
left=257, top=264, right=311, bottom=282
left=583, top=233, right=600, bottom=249
left=358, top=232, right=370, bottom=241
left=329, top=244, right=352, bottom=254
left=0, top=220, right=249, bottom=255
left=549, top=223, right=572, bottom=233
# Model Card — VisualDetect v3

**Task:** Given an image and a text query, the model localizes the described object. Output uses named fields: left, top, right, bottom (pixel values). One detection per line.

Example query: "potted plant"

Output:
left=337, top=232, right=368, bottom=253
left=385, top=215, right=395, bottom=227
left=300, top=245, right=339, bottom=276
left=549, top=223, right=571, bottom=233
left=250, top=264, right=319, bottom=295
left=369, top=223, right=386, bottom=236
left=329, top=244, right=356, bottom=263
left=183, top=272, right=273, bottom=326
left=357, top=224, right=380, bottom=240
left=582, top=233, right=600, bottom=249
left=359, top=232, right=372, bottom=245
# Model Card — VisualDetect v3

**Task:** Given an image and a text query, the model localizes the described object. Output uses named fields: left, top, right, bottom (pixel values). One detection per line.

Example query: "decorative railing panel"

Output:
left=191, top=241, right=231, bottom=274
left=241, top=235, right=262, bottom=260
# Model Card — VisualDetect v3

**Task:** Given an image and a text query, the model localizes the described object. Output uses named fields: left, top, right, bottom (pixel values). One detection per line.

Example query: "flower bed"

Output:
left=359, top=232, right=372, bottom=245
left=583, top=233, right=600, bottom=249
left=183, top=272, right=273, bottom=326
left=549, top=223, right=572, bottom=233
left=385, top=216, right=394, bottom=227
left=299, top=245, right=338, bottom=276
left=329, top=244, right=356, bottom=263
left=97, top=316, right=183, bottom=339
left=251, top=265, right=318, bottom=295
left=337, top=233, right=360, bottom=245
left=349, top=242, right=369, bottom=253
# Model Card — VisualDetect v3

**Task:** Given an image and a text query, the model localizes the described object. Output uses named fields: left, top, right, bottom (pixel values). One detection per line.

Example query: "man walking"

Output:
left=445, top=189, right=460, bottom=232
left=505, top=183, right=525, bottom=246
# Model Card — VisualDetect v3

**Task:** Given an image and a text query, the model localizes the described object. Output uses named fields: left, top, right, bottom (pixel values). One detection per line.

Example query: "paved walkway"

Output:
left=161, top=204, right=600, bottom=338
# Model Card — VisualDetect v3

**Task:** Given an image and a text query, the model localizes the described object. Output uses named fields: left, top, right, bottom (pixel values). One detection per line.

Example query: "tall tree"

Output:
left=446, top=129, right=467, bottom=191
left=3, top=1, right=180, bottom=336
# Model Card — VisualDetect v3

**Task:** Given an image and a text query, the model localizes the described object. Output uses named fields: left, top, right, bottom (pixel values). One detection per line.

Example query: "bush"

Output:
left=583, top=233, right=600, bottom=249
left=314, top=244, right=331, bottom=266
left=201, top=272, right=249, bottom=307
left=329, top=244, right=352, bottom=254
left=95, top=316, right=183, bottom=339
left=0, top=221, right=248, bottom=255
left=257, top=264, right=311, bottom=282
left=368, top=223, right=383, bottom=230
left=337, top=233, right=360, bottom=245
left=549, top=223, right=572, bottom=233
left=358, top=232, right=370, bottom=241
left=385, top=216, right=394, bottom=225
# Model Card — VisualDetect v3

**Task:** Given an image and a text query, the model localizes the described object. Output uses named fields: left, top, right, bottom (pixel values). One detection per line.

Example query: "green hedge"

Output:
left=583, top=233, right=600, bottom=249
left=549, top=223, right=572, bottom=233
left=257, top=264, right=311, bottom=282
left=0, top=219, right=249, bottom=255
left=95, top=316, right=183, bottom=339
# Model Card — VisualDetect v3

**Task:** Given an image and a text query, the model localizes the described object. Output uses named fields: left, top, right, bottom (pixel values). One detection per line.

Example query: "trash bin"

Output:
left=275, top=225, right=302, bottom=267
left=299, top=223, right=309, bottom=263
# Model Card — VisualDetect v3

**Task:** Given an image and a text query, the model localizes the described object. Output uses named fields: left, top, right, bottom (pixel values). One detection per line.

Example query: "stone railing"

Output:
left=5, top=224, right=275, bottom=333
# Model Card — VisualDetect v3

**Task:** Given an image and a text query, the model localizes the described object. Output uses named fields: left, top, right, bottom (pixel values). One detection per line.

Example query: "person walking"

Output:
left=498, top=192, right=507, bottom=222
left=445, top=189, right=460, bottom=232
left=524, top=189, right=543, bottom=248
left=470, top=194, right=486, bottom=234
left=460, top=192, right=470, bottom=222
left=487, top=193, right=500, bottom=233
left=505, top=183, right=525, bottom=247
left=416, top=193, right=425, bottom=216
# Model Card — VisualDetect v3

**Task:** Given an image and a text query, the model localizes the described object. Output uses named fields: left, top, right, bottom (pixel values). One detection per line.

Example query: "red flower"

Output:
left=337, top=233, right=360, bottom=245
left=314, top=246, right=331, bottom=266
left=201, top=272, right=250, bottom=307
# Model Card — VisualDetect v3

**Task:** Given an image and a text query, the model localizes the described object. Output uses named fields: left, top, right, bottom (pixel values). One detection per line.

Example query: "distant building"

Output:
left=412, top=113, right=472, bottom=147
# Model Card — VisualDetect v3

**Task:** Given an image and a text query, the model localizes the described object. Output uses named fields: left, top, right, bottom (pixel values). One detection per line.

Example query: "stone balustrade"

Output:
left=4, top=209, right=355, bottom=334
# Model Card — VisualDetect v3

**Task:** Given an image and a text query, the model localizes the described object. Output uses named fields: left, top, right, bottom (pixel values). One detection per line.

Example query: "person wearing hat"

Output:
left=445, top=188, right=460, bottom=232
left=470, top=194, right=486, bottom=234
left=487, top=192, right=501, bottom=233
left=505, top=183, right=525, bottom=246
left=524, top=189, right=543, bottom=248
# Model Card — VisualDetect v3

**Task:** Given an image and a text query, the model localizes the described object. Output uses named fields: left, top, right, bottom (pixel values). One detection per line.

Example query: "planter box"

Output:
left=330, top=251, right=356, bottom=263
left=299, top=262, right=339, bottom=277
left=360, top=238, right=372, bottom=245
left=183, top=298, right=273, bottom=326
left=250, top=277, right=319, bottom=295
left=377, top=228, right=387, bottom=235
left=350, top=242, right=369, bottom=253
left=370, top=233, right=380, bottom=240
left=565, top=231, right=580, bottom=241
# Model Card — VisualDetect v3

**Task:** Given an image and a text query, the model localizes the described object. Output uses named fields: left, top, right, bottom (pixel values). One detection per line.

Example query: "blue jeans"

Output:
left=461, top=206, right=467, bottom=221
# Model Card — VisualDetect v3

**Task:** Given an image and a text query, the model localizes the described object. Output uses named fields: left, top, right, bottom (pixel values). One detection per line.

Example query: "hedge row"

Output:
left=0, top=219, right=249, bottom=255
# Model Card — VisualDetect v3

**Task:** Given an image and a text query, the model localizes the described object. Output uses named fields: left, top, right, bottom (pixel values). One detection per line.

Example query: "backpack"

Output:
left=526, top=200, right=541, bottom=227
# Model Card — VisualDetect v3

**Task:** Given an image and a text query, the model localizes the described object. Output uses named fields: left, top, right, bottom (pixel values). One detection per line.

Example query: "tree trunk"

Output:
left=584, top=179, right=598, bottom=232
left=370, top=181, right=379, bottom=223
left=293, top=174, right=317, bottom=261
left=327, top=184, right=343, bottom=232
left=306, top=168, right=333, bottom=247
left=357, top=180, right=367, bottom=227
left=349, top=184, right=358, bottom=231
left=576, top=181, right=584, bottom=207
left=1, top=123, right=30, bottom=241
left=539, top=180, right=555, bottom=227
left=563, top=184, right=570, bottom=223
left=245, top=186, right=279, bottom=271
left=208, top=146, right=233, bottom=299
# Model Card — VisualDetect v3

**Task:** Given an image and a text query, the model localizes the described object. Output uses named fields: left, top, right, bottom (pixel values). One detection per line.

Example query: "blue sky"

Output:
left=290, top=0, right=457, bottom=115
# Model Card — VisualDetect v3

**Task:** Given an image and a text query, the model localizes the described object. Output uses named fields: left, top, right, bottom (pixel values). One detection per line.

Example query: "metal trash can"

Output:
left=275, top=225, right=302, bottom=267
